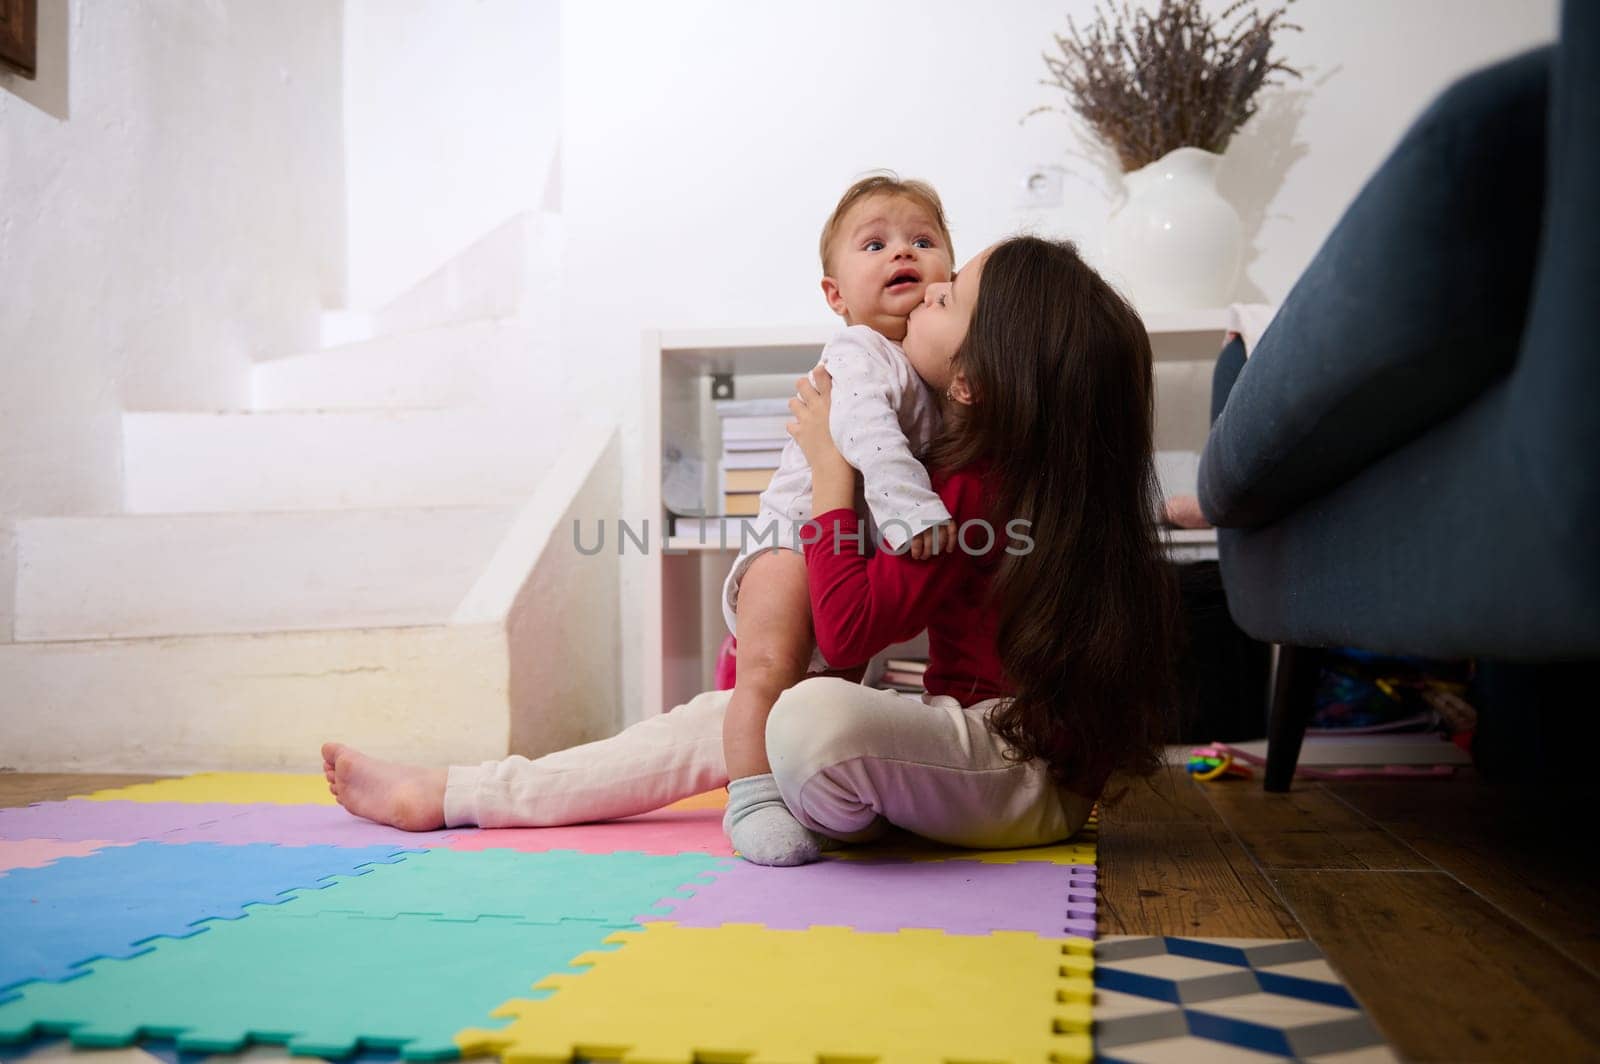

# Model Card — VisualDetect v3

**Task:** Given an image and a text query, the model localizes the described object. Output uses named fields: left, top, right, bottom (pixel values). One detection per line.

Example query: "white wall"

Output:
left=560, top=0, right=1560, bottom=724
left=0, top=0, right=346, bottom=641
left=342, top=0, right=560, bottom=311
left=1219, top=0, right=1560, bottom=304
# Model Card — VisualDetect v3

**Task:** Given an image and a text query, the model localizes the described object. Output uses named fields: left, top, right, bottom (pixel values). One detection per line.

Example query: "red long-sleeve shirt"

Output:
left=802, top=461, right=1011, bottom=706
left=804, top=461, right=1115, bottom=802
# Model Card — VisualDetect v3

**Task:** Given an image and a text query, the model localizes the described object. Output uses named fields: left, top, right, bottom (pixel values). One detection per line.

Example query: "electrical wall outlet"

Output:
left=1016, top=168, right=1062, bottom=208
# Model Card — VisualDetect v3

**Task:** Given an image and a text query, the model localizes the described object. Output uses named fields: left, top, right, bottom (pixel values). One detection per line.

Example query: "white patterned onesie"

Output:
left=720, top=324, right=951, bottom=671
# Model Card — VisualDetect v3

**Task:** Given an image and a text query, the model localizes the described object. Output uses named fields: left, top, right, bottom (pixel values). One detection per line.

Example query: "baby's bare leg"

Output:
left=721, top=550, right=838, bottom=865
left=723, top=549, right=816, bottom=779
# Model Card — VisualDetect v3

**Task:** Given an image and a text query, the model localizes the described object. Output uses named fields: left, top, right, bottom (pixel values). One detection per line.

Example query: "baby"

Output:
left=722, top=174, right=959, bottom=865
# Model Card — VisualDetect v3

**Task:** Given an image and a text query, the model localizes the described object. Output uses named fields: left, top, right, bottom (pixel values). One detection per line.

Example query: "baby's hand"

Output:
left=906, top=520, right=957, bottom=561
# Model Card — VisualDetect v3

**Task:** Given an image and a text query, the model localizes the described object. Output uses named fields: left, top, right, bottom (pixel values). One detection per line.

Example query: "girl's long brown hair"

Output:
left=926, top=235, right=1180, bottom=789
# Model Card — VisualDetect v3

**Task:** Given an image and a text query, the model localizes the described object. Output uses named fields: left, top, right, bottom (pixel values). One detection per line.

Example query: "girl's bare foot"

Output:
left=321, top=741, right=448, bottom=832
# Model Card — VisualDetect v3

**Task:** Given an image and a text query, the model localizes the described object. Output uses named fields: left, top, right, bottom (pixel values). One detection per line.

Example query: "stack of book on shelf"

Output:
left=877, top=656, right=928, bottom=695
left=716, top=397, right=791, bottom=517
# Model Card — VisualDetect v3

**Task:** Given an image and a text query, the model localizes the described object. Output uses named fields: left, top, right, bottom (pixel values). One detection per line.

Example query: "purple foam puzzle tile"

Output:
left=162, top=803, right=462, bottom=848
left=641, top=856, right=1099, bottom=938
left=0, top=801, right=247, bottom=844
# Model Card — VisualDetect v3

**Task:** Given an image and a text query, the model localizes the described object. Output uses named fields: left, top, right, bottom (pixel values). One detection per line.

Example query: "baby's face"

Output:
left=822, top=194, right=954, bottom=343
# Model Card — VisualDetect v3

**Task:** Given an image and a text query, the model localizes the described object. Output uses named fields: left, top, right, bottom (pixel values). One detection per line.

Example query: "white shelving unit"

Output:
left=640, top=311, right=1231, bottom=717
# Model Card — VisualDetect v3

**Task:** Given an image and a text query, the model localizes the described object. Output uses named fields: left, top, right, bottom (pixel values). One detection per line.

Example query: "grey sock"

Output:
left=723, top=773, right=824, bottom=866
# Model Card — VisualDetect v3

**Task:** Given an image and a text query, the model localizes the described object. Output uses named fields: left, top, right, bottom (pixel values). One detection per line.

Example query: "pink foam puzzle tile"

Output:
left=0, top=840, right=128, bottom=874
left=445, top=806, right=731, bottom=857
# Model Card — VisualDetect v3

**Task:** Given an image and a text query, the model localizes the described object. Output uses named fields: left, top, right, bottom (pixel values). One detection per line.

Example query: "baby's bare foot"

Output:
left=321, top=741, right=447, bottom=832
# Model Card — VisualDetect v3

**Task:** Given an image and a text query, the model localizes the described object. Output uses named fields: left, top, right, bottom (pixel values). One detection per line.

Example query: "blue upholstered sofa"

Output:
left=1199, top=1, right=1598, bottom=790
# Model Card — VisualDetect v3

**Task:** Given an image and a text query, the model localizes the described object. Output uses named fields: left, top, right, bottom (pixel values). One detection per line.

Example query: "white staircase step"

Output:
left=0, top=624, right=520, bottom=772
left=1, top=426, right=623, bottom=774
left=14, top=506, right=517, bottom=642
left=252, top=320, right=542, bottom=411
left=371, top=211, right=562, bottom=337
left=318, top=309, right=376, bottom=348
left=122, top=408, right=558, bottom=513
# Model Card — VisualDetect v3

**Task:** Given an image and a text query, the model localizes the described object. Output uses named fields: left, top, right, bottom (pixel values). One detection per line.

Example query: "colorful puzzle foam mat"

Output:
left=0, top=772, right=1099, bottom=1062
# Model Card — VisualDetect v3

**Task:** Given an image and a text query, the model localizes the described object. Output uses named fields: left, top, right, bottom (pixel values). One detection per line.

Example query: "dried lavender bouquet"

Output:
left=1033, top=0, right=1302, bottom=172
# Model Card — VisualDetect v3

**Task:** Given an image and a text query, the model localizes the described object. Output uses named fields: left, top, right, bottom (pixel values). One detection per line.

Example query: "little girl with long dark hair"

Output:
left=320, top=234, right=1179, bottom=861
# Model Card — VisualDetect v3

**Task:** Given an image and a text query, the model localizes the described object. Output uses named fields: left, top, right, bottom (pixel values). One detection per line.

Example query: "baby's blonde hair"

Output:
left=819, top=172, right=954, bottom=275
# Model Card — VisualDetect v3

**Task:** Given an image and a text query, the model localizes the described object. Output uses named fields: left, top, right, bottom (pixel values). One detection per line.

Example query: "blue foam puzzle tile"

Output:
left=0, top=841, right=420, bottom=993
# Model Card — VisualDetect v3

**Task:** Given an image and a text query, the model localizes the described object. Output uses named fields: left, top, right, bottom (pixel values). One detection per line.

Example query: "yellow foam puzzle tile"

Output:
left=456, top=922, right=1093, bottom=1064
left=663, top=789, right=728, bottom=812
left=862, top=842, right=1096, bottom=866
left=829, top=810, right=1097, bottom=866
left=834, top=829, right=1097, bottom=866
left=77, top=772, right=336, bottom=806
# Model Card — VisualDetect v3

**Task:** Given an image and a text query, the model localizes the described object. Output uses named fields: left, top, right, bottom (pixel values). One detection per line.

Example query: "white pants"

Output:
left=443, top=677, right=1094, bottom=850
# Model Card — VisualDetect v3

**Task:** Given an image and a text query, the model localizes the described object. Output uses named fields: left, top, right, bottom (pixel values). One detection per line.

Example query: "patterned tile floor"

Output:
left=1093, top=937, right=1397, bottom=1063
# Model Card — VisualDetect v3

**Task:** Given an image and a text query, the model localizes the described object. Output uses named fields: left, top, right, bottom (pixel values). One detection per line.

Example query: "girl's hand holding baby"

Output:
left=787, top=365, right=842, bottom=468
left=789, top=365, right=952, bottom=561
left=788, top=365, right=857, bottom=521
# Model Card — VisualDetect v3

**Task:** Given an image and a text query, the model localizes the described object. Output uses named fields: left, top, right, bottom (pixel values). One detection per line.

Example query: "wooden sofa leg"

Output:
left=1264, top=645, right=1327, bottom=792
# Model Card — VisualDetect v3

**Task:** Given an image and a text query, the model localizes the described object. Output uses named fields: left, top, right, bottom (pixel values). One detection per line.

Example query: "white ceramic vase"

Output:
left=1102, top=146, right=1242, bottom=312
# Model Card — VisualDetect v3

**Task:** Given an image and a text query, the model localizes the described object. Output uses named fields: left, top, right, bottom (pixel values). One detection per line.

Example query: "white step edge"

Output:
left=468, top=422, right=623, bottom=758
left=455, top=422, right=617, bottom=624
left=122, top=409, right=558, bottom=514
left=14, top=506, right=518, bottom=643
left=251, top=319, right=543, bottom=412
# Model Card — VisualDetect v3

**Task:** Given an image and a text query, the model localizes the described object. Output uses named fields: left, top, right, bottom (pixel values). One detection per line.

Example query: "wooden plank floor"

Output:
left=6, top=766, right=1600, bottom=1059
left=1099, top=763, right=1600, bottom=1061
left=0, top=772, right=174, bottom=806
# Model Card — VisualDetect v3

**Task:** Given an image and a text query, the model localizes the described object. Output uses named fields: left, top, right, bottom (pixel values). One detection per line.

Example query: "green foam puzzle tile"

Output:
left=0, top=907, right=625, bottom=1060
left=263, top=848, right=731, bottom=925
